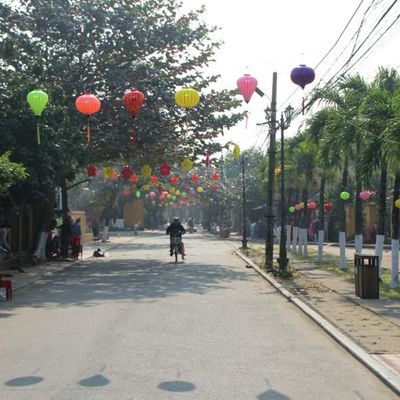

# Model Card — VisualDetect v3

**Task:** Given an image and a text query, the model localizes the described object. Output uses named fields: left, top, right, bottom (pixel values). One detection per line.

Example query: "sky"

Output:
left=181, top=0, right=400, bottom=153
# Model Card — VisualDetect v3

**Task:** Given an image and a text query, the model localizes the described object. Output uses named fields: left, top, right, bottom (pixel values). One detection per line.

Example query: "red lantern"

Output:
left=324, top=203, right=333, bottom=212
left=75, top=93, right=101, bottom=144
left=191, top=174, right=199, bottom=183
left=123, top=90, right=145, bottom=145
left=237, top=74, right=258, bottom=103
left=308, top=201, right=317, bottom=209
left=123, top=189, right=132, bottom=197
left=212, top=184, right=219, bottom=192
left=212, top=172, right=220, bottom=181
left=160, top=163, right=171, bottom=177
left=87, top=165, right=97, bottom=177
left=150, top=176, right=159, bottom=184
left=129, top=174, right=138, bottom=183
left=121, top=166, right=133, bottom=180
left=170, top=176, right=179, bottom=185
left=123, top=89, right=145, bottom=117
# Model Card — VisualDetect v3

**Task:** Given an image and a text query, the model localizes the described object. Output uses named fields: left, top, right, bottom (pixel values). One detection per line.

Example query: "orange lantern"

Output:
left=75, top=93, right=101, bottom=144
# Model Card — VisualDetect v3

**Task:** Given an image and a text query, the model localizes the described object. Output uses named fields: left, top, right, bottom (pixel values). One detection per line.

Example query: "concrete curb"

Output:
left=12, top=240, right=131, bottom=292
left=234, top=250, right=400, bottom=397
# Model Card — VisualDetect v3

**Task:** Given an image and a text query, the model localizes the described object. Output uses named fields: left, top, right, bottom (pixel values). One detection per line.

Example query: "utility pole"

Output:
left=241, top=156, right=247, bottom=249
left=265, top=72, right=278, bottom=269
left=277, top=113, right=289, bottom=271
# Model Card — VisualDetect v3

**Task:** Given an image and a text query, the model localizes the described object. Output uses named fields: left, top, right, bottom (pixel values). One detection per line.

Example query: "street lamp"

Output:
left=241, top=155, right=248, bottom=249
left=277, top=105, right=294, bottom=272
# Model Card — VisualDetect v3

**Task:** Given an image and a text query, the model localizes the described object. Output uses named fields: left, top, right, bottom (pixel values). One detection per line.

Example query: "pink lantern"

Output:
left=295, top=204, right=302, bottom=212
left=359, top=190, right=371, bottom=201
left=212, top=184, right=219, bottom=192
left=123, top=189, right=131, bottom=197
left=149, top=191, right=157, bottom=199
left=237, top=74, right=258, bottom=103
left=308, top=201, right=317, bottom=209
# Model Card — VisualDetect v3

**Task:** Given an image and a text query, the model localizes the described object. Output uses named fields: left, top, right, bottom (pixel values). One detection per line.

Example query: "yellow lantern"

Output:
left=175, top=88, right=200, bottom=109
left=143, top=184, right=151, bottom=191
left=395, top=199, right=400, bottom=209
left=233, top=144, right=240, bottom=160
left=103, top=167, right=113, bottom=180
left=181, top=158, right=193, bottom=172
left=175, top=190, right=181, bottom=196
left=169, top=187, right=175, bottom=194
left=197, top=186, right=204, bottom=193
left=274, top=168, right=281, bottom=176
left=141, top=164, right=152, bottom=178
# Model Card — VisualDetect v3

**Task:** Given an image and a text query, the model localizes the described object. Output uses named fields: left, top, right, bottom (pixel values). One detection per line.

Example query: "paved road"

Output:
left=0, top=232, right=397, bottom=399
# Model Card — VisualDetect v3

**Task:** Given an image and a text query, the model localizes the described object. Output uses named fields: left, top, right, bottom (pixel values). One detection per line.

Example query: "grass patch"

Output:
left=294, top=248, right=400, bottom=302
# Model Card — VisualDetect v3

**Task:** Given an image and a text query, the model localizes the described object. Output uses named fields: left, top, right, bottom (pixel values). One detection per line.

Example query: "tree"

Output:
left=360, top=67, right=400, bottom=276
left=0, top=0, right=244, bottom=243
left=0, top=151, right=28, bottom=196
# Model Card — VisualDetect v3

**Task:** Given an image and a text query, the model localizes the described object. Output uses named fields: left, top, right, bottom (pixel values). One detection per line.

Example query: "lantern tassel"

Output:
left=245, top=115, right=248, bottom=129
left=37, top=122, right=41, bottom=145
left=86, top=124, right=90, bottom=144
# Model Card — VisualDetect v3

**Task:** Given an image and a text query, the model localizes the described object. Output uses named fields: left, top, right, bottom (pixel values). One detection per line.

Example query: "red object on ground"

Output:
left=0, top=274, right=12, bottom=301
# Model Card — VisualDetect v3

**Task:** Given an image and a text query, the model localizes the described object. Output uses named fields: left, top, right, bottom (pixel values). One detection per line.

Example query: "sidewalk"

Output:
left=233, top=240, right=400, bottom=394
left=0, top=233, right=136, bottom=292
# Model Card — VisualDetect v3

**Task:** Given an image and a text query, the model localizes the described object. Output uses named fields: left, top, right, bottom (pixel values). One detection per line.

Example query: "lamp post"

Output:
left=241, top=155, right=248, bottom=249
left=277, top=105, right=294, bottom=272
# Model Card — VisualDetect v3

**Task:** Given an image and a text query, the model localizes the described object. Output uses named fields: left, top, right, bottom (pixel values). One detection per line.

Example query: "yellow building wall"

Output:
left=346, top=203, right=376, bottom=238
left=123, top=200, right=144, bottom=228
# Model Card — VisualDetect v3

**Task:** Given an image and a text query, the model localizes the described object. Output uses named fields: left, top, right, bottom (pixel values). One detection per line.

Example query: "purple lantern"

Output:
left=237, top=74, right=258, bottom=103
left=290, top=64, right=315, bottom=89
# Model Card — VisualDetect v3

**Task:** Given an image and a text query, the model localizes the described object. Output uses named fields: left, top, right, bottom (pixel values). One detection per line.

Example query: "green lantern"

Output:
left=27, top=90, right=49, bottom=145
left=395, top=199, right=400, bottom=209
left=135, top=190, right=141, bottom=198
left=340, top=191, right=350, bottom=200
left=288, top=206, right=295, bottom=213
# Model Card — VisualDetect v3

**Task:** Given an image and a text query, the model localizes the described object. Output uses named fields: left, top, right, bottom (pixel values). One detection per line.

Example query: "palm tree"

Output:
left=306, top=108, right=338, bottom=262
left=360, top=67, right=400, bottom=277
left=317, top=74, right=369, bottom=267
left=382, top=108, right=400, bottom=288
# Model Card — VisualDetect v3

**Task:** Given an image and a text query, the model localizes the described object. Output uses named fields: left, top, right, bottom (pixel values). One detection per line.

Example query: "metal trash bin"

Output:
left=354, top=254, right=379, bottom=299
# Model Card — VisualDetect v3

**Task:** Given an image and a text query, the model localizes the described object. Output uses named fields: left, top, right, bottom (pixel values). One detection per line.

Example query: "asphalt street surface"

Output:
left=0, top=231, right=397, bottom=399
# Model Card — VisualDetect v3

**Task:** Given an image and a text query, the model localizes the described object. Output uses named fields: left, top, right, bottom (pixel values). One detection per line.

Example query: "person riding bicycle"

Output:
left=166, top=217, right=186, bottom=258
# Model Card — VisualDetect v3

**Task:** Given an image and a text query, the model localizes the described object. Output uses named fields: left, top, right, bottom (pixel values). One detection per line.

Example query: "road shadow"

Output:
left=1, top=255, right=253, bottom=310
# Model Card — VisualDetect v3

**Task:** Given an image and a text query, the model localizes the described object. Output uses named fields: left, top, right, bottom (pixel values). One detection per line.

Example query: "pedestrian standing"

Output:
left=60, top=216, right=72, bottom=259
left=71, top=218, right=82, bottom=260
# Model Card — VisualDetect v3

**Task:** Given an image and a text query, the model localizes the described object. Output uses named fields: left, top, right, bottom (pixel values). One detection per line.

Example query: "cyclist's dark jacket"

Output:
left=166, top=222, right=186, bottom=236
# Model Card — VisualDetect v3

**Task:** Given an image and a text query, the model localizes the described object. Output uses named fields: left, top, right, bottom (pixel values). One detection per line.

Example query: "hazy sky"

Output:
left=181, top=0, right=400, bottom=152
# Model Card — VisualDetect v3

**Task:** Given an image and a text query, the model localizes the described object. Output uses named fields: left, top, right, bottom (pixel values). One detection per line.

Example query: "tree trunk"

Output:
left=375, top=160, right=387, bottom=277
left=391, top=171, right=400, bottom=288
left=298, top=187, right=308, bottom=257
left=317, top=175, right=325, bottom=262
left=354, top=137, right=363, bottom=254
left=101, top=190, right=117, bottom=242
left=61, top=178, right=68, bottom=217
left=339, top=158, right=348, bottom=270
